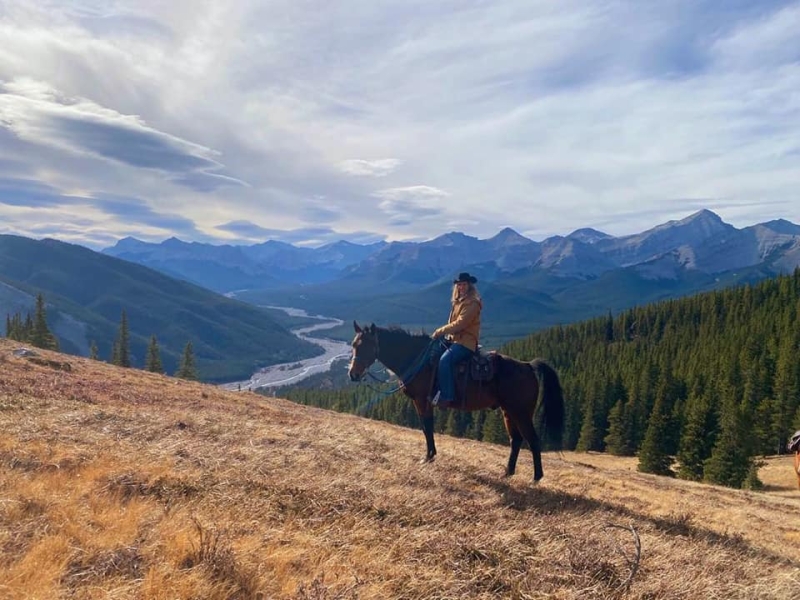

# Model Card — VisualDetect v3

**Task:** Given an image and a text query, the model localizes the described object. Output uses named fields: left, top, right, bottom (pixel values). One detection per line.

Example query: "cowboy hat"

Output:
left=453, top=272, right=477, bottom=284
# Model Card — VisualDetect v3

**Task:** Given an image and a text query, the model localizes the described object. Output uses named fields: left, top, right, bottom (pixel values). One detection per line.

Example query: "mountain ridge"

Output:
left=101, top=209, right=800, bottom=294
left=0, top=234, right=321, bottom=381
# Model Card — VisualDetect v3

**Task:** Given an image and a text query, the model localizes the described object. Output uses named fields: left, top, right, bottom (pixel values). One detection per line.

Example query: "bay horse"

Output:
left=348, top=322, right=565, bottom=482
left=790, top=430, right=800, bottom=490
left=795, top=451, right=800, bottom=490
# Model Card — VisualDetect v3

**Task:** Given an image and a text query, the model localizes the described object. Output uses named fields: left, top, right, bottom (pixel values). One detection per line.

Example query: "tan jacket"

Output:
left=438, top=296, right=482, bottom=351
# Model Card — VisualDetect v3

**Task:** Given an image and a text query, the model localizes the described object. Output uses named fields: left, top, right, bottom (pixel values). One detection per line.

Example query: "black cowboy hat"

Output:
left=453, top=272, right=477, bottom=284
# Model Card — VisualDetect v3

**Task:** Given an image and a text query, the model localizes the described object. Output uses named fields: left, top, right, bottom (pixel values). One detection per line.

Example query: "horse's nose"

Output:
left=348, top=370, right=360, bottom=382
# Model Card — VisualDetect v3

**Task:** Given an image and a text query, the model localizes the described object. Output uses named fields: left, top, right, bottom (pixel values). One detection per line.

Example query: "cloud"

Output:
left=0, top=79, right=246, bottom=189
left=92, top=193, right=204, bottom=236
left=216, top=220, right=385, bottom=246
left=0, top=177, right=87, bottom=208
left=371, top=185, right=448, bottom=225
left=338, top=159, right=403, bottom=177
left=2, top=0, right=800, bottom=249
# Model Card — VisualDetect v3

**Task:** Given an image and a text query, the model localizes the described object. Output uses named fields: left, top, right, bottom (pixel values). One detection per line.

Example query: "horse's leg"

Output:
left=421, top=414, right=437, bottom=463
left=502, top=410, right=523, bottom=477
left=514, top=413, right=544, bottom=482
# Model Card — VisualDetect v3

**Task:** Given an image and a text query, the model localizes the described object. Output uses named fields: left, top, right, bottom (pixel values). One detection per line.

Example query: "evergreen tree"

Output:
left=176, top=341, right=198, bottom=380
left=637, top=393, right=674, bottom=476
left=576, top=380, right=607, bottom=452
left=482, top=409, right=508, bottom=445
left=112, top=309, right=131, bottom=367
left=604, top=399, right=634, bottom=456
left=89, top=340, right=99, bottom=360
left=703, top=388, right=753, bottom=488
left=145, top=335, right=163, bottom=373
left=31, top=294, right=54, bottom=349
left=23, top=313, right=33, bottom=341
left=676, top=391, right=714, bottom=481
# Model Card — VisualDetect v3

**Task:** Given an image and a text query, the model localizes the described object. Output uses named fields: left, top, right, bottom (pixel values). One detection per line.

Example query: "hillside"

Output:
left=1, top=339, right=798, bottom=599
left=0, top=235, right=321, bottom=381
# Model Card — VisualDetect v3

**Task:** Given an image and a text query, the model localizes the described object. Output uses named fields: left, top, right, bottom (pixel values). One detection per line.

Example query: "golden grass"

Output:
left=0, top=338, right=798, bottom=599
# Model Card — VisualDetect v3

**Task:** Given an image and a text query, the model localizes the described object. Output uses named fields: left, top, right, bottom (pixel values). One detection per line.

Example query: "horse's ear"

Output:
left=369, top=323, right=376, bottom=333
left=353, top=320, right=362, bottom=333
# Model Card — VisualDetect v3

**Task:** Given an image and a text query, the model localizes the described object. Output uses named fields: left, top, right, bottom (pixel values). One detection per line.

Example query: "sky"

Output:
left=1, top=0, right=799, bottom=250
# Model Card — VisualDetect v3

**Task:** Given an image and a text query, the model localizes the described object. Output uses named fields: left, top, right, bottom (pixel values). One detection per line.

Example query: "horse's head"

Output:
left=349, top=321, right=379, bottom=381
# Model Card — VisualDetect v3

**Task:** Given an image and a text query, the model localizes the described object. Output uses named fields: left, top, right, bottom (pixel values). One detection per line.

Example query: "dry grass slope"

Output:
left=0, top=338, right=798, bottom=599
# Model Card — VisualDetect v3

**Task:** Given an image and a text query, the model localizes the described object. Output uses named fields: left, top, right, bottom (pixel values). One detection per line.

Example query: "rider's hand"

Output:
left=432, top=327, right=445, bottom=339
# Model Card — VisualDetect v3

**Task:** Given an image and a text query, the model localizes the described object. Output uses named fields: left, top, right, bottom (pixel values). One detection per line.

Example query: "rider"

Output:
left=431, top=272, right=482, bottom=406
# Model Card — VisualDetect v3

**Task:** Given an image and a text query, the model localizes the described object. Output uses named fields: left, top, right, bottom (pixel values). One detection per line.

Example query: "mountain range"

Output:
left=3, top=209, right=799, bottom=381
left=0, top=235, right=321, bottom=381
left=102, top=210, right=800, bottom=344
left=104, top=210, right=800, bottom=291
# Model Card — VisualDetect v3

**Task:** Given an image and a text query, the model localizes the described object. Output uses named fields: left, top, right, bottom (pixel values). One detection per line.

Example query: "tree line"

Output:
left=274, top=269, right=800, bottom=489
left=5, top=296, right=199, bottom=380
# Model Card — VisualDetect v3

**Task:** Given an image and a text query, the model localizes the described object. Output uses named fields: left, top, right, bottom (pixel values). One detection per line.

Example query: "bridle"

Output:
left=350, top=328, right=442, bottom=393
left=349, top=330, right=380, bottom=381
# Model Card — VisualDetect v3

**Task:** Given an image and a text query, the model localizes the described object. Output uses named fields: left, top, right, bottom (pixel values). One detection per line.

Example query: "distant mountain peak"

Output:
left=488, top=227, right=532, bottom=246
left=163, top=236, right=187, bottom=248
left=427, top=231, right=478, bottom=247
left=567, top=227, right=611, bottom=244
left=681, top=209, right=724, bottom=224
left=755, top=219, right=800, bottom=236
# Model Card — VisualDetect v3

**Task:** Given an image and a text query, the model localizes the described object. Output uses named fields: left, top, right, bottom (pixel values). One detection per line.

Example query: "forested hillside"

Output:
left=276, top=269, right=800, bottom=489
left=0, top=235, right=321, bottom=381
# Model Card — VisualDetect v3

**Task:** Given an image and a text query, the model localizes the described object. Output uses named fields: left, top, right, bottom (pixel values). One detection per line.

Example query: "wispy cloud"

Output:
left=216, top=220, right=384, bottom=246
left=338, top=159, right=403, bottom=177
left=372, top=186, right=448, bottom=225
left=1, top=0, right=799, bottom=248
left=0, top=79, right=245, bottom=188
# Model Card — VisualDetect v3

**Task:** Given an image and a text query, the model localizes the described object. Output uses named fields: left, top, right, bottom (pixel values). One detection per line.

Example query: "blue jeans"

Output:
left=438, top=343, right=473, bottom=402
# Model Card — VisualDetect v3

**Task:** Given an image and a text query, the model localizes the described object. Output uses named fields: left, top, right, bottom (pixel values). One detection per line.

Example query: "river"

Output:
left=219, top=306, right=352, bottom=392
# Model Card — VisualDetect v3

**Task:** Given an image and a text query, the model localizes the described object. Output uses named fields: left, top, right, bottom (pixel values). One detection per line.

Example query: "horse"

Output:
left=795, top=451, right=800, bottom=490
left=348, top=321, right=565, bottom=482
left=788, top=431, right=800, bottom=490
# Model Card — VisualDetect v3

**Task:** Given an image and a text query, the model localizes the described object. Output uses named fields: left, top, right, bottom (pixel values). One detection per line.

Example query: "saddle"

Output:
left=457, top=347, right=496, bottom=382
left=428, top=343, right=497, bottom=408
left=788, top=430, right=800, bottom=453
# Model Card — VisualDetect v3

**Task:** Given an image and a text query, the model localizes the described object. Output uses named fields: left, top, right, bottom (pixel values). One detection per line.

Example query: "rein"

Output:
left=359, top=335, right=443, bottom=397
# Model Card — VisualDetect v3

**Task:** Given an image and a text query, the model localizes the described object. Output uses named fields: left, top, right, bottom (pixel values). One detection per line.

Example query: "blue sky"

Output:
left=1, top=0, right=799, bottom=249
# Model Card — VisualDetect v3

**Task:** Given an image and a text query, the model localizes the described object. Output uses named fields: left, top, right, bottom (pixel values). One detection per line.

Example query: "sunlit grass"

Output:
left=0, top=338, right=798, bottom=599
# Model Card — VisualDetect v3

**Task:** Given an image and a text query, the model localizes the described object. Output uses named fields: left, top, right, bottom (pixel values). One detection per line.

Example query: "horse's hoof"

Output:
left=420, top=455, right=435, bottom=464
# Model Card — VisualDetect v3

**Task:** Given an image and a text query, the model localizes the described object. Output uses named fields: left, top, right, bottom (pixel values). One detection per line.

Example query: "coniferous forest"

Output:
left=274, top=269, right=800, bottom=489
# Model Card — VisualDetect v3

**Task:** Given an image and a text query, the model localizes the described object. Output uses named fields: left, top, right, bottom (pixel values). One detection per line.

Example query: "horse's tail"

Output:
left=530, top=359, right=565, bottom=450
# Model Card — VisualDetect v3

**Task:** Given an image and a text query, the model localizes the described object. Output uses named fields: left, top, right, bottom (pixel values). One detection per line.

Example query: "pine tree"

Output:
left=637, top=393, right=674, bottom=476
left=676, top=391, right=714, bottom=481
left=89, top=340, right=99, bottom=360
left=604, top=399, right=634, bottom=456
left=23, top=313, right=33, bottom=341
left=112, top=309, right=131, bottom=367
left=30, top=294, right=58, bottom=350
left=176, top=341, right=198, bottom=380
left=703, top=386, right=753, bottom=488
left=145, top=335, right=163, bottom=373
left=481, top=409, right=508, bottom=445
left=576, top=382, right=607, bottom=452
